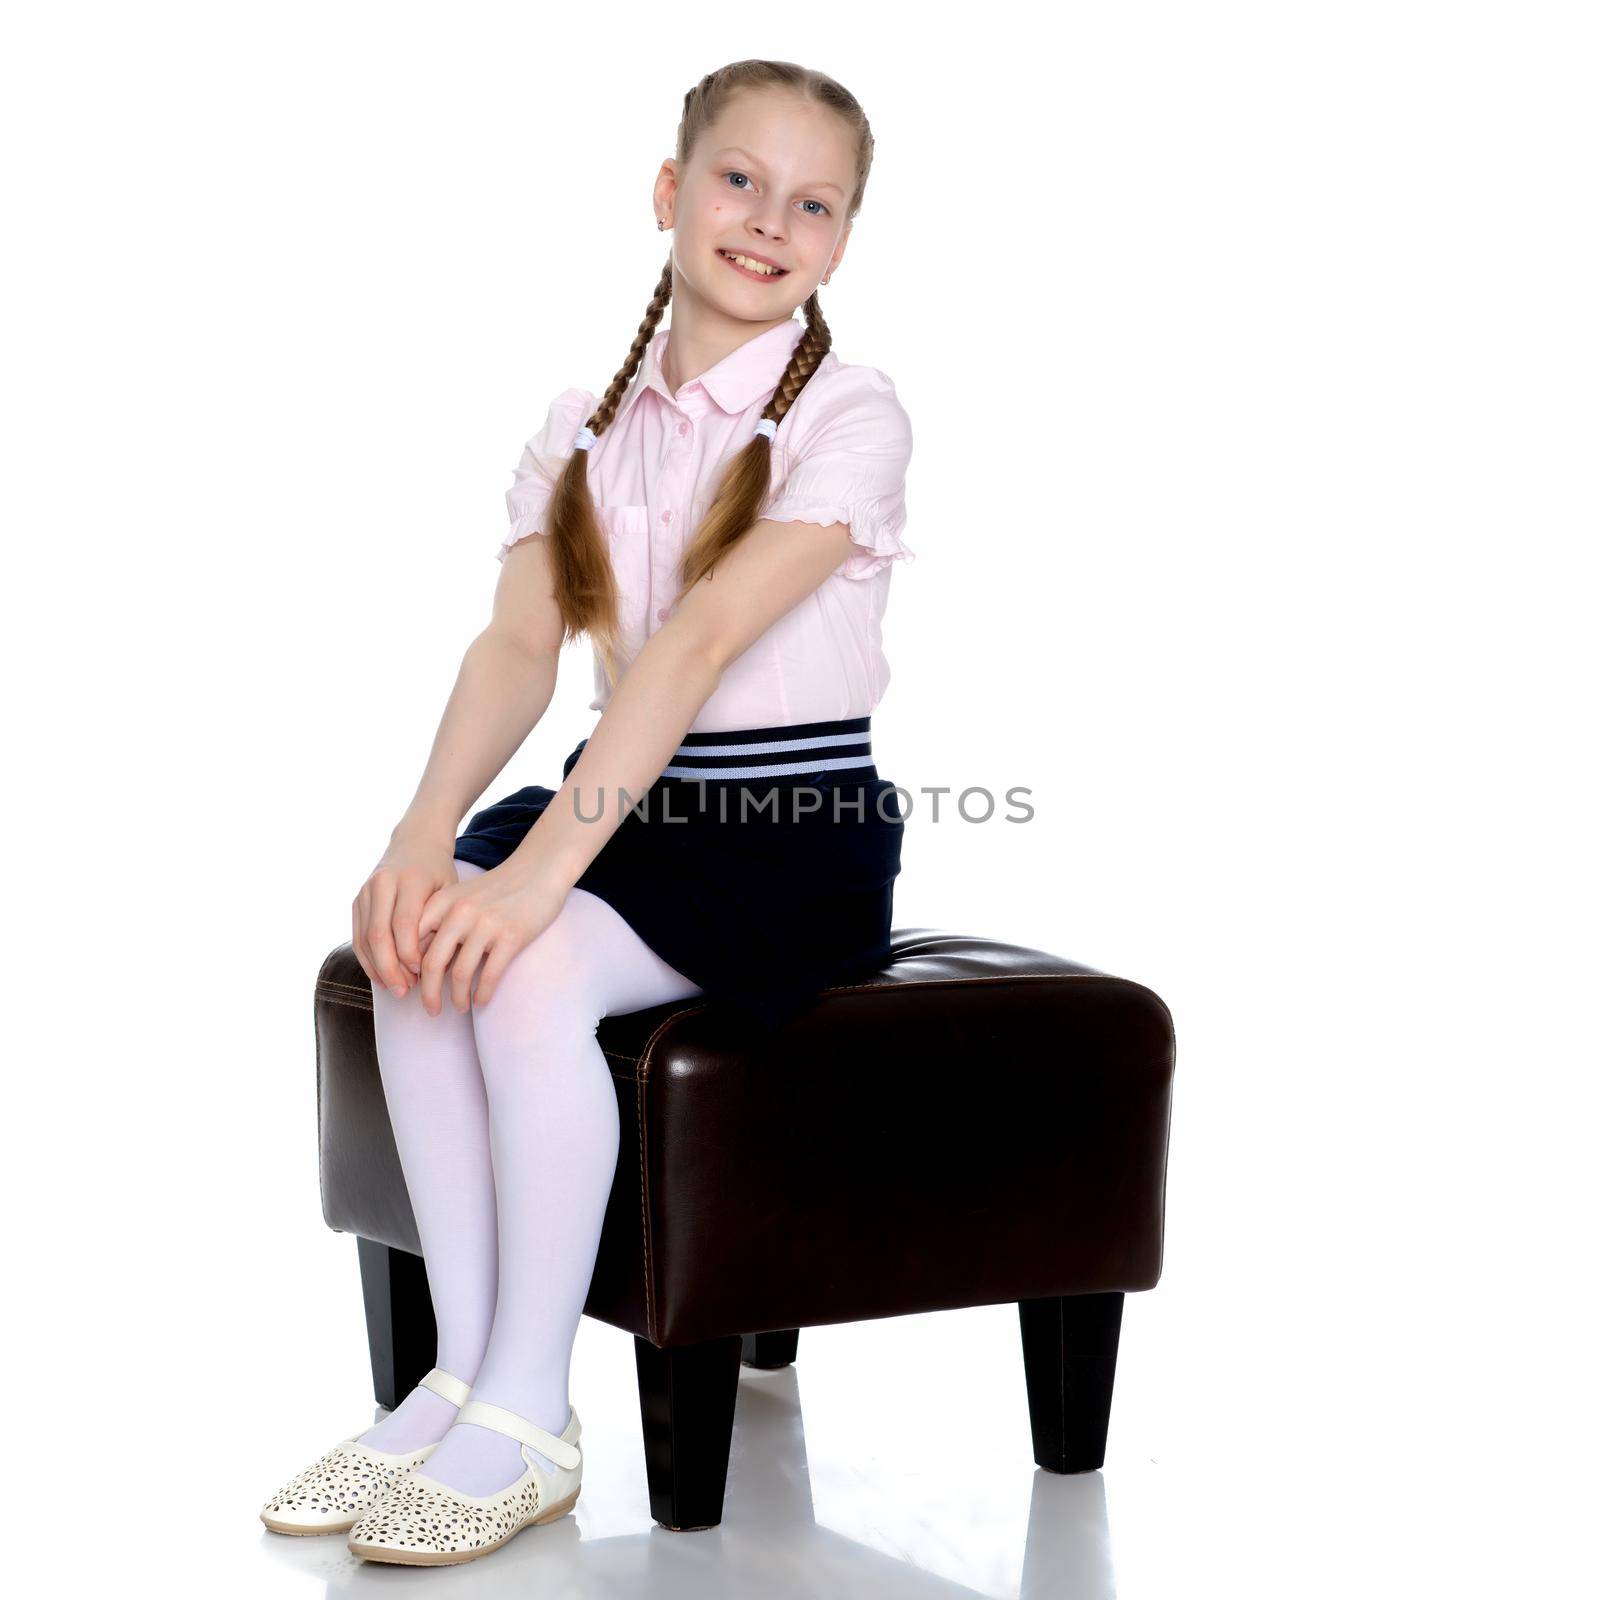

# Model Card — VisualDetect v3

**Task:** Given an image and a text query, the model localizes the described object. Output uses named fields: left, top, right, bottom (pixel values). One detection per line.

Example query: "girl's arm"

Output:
left=502, top=517, right=856, bottom=889
left=353, top=536, right=564, bottom=998
left=389, top=534, right=568, bottom=846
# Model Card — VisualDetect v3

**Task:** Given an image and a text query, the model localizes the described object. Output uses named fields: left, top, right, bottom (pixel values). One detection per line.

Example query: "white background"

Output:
left=4, top=3, right=1594, bottom=1595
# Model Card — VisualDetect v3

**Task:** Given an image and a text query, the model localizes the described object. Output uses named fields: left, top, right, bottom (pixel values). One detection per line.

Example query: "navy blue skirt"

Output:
left=453, top=715, right=905, bottom=1033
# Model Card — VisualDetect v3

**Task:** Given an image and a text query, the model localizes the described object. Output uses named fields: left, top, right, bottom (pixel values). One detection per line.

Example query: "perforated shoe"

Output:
left=259, top=1366, right=473, bottom=1535
left=346, top=1397, right=583, bottom=1565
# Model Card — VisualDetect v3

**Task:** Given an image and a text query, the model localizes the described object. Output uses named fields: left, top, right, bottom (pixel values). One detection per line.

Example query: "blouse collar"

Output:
left=618, top=317, right=807, bottom=424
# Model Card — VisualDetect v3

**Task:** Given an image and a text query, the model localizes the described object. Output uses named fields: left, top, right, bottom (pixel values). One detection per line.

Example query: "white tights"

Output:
left=356, top=861, right=704, bottom=1496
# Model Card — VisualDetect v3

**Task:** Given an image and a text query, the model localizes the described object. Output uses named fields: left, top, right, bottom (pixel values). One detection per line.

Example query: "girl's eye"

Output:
left=724, top=172, right=829, bottom=217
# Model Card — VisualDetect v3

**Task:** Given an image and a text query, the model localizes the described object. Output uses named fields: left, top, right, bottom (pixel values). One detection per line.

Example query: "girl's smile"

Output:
left=715, top=246, right=791, bottom=281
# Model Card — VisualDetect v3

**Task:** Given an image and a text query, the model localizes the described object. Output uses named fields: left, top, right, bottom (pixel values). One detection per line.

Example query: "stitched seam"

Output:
left=637, top=1070, right=650, bottom=1343
left=1155, top=1014, right=1179, bottom=1281
left=314, top=983, right=329, bottom=1228
left=633, top=1003, right=710, bottom=1344
left=313, top=943, right=366, bottom=1235
left=317, top=991, right=654, bottom=1026
left=320, top=970, right=1109, bottom=1017
left=819, top=971, right=1109, bottom=996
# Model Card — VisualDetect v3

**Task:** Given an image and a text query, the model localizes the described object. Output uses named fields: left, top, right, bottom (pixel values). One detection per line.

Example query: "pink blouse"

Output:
left=496, top=316, right=915, bottom=734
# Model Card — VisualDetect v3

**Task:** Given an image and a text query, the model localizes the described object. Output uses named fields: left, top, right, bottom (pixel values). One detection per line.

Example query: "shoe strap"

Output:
left=456, top=1398, right=581, bottom=1471
left=417, top=1367, right=472, bottom=1408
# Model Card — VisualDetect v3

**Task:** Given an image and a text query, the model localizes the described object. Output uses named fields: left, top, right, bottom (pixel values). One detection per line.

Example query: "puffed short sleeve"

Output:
left=761, top=373, right=916, bottom=581
left=498, top=386, right=595, bottom=562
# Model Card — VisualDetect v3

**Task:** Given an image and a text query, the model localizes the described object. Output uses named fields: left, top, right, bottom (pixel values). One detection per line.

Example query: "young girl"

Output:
left=261, top=59, right=915, bottom=1566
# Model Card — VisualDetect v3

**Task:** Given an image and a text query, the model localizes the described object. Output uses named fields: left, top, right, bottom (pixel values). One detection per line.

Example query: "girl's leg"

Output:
left=418, top=886, right=704, bottom=1496
left=356, top=858, right=500, bottom=1453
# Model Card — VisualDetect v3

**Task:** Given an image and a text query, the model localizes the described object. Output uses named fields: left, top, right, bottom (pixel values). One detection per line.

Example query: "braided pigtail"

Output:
left=674, top=291, right=833, bottom=595
left=544, top=257, right=674, bottom=689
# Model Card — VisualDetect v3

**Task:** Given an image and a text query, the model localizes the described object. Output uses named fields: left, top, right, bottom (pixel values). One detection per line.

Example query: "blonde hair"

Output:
left=542, top=59, right=876, bottom=687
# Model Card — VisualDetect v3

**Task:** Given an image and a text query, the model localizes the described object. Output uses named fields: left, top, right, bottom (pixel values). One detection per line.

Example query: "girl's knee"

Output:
left=469, top=893, right=612, bottom=1043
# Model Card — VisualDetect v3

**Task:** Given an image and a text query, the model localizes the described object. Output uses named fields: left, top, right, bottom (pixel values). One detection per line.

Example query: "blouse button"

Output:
left=677, top=421, right=690, bottom=437
left=661, top=510, right=673, bottom=524
left=657, top=606, right=670, bottom=622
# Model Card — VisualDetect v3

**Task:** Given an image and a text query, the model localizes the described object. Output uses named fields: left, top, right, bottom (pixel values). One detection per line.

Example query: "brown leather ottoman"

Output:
left=314, top=927, right=1176, bottom=1530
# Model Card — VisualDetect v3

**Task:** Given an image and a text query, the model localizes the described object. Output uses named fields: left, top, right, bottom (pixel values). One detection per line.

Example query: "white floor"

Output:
left=219, top=1242, right=1592, bottom=1596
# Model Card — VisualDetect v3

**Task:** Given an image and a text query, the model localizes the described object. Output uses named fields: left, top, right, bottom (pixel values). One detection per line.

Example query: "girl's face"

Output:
left=659, top=93, right=856, bottom=319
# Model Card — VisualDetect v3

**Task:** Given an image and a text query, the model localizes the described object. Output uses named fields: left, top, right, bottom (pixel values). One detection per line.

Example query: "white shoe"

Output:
left=259, top=1366, right=472, bottom=1535
left=346, top=1397, right=584, bottom=1565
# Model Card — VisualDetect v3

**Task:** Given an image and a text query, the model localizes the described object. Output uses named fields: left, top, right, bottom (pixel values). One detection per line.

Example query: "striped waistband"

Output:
left=577, top=715, right=875, bottom=786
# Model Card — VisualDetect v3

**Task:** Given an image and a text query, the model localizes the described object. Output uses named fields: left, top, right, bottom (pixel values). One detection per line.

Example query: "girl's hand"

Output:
left=415, top=862, right=569, bottom=1015
left=352, top=834, right=460, bottom=999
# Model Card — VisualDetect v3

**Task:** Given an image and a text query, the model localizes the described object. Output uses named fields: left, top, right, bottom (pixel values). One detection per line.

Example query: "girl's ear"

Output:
left=823, top=221, right=853, bottom=284
left=653, top=158, right=679, bottom=227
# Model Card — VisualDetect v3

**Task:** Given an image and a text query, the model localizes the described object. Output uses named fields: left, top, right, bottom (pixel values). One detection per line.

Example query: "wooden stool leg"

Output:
left=634, top=1333, right=743, bottom=1530
left=1018, top=1291, right=1125, bottom=1472
left=741, top=1329, right=800, bottom=1368
left=357, top=1237, right=436, bottom=1412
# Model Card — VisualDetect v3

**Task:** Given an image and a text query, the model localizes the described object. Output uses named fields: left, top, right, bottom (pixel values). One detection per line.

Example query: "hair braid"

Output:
left=542, top=258, right=674, bottom=688
left=674, top=290, right=833, bottom=594
left=590, top=258, right=675, bottom=436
